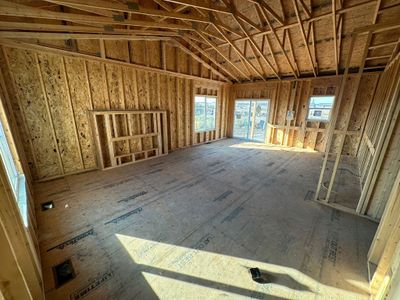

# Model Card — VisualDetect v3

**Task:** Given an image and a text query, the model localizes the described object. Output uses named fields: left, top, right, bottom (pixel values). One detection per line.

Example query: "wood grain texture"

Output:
left=1, top=46, right=229, bottom=181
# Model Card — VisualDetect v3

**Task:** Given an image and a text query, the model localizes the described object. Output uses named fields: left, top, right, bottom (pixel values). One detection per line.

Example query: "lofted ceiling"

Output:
left=0, top=0, right=399, bottom=83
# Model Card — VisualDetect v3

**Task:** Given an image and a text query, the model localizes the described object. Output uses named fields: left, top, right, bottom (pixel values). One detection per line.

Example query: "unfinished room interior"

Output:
left=1, top=0, right=400, bottom=299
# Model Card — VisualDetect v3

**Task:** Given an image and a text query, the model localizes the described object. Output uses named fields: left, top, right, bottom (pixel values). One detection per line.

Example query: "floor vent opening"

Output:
left=53, top=259, right=76, bottom=288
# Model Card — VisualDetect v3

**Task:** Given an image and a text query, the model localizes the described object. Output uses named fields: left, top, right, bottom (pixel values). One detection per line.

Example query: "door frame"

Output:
left=233, top=98, right=270, bottom=142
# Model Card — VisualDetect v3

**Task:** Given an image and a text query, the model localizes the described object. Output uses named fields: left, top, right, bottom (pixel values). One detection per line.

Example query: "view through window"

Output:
left=307, top=96, right=335, bottom=122
left=194, top=95, right=217, bottom=132
left=0, top=120, right=27, bottom=226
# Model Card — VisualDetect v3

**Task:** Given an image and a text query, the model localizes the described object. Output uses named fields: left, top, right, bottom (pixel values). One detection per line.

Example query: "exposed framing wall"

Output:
left=357, top=54, right=400, bottom=220
left=228, top=74, right=380, bottom=154
left=0, top=103, right=43, bottom=299
left=0, top=46, right=229, bottom=181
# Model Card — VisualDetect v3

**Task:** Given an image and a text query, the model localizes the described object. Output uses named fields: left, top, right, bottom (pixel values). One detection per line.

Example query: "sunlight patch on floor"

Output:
left=229, top=142, right=318, bottom=153
left=116, top=233, right=368, bottom=299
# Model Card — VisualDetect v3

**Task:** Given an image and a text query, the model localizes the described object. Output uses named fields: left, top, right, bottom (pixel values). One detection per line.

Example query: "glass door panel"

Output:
left=233, top=101, right=251, bottom=139
left=252, top=101, right=269, bottom=142
left=233, top=99, right=269, bottom=142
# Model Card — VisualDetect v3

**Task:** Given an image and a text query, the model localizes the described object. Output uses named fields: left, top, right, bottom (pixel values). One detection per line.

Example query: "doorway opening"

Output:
left=233, top=99, right=269, bottom=142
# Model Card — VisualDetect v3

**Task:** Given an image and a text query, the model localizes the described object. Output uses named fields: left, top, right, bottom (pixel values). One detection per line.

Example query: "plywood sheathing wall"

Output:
left=0, top=45, right=229, bottom=181
left=229, top=74, right=380, bottom=153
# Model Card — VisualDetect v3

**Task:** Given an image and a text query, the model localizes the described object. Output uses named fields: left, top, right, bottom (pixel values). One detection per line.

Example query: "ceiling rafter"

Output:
left=45, top=0, right=242, bottom=36
left=247, top=40, right=267, bottom=76
left=0, top=0, right=398, bottom=82
left=45, top=0, right=211, bottom=24
left=292, top=0, right=316, bottom=76
left=285, top=29, right=300, bottom=77
left=212, top=16, right=266, bottom=81
left=148, top=0, right=227, bottom=45
left=247, top=0, right=284, bottom=26
left=296, top=0, right=311, bottom=19
left=241, top=40, right=255, bottom=77
left=182, top=36, right=239, bottom=81
left=223, top=0, right=280, bottom=79
left=310, top=22, right=319, bottom=75
left=147, top=0, right=240, bottom=80
left=200, top=1, right=378, bottom=52
left=255, top=4, right=281, bottom=75
left=173, top=39, right=232, bottom=82
left=144, top=1, right=188, bottom=30
left=261, top=7, right=298, bottom=78
left=0, top=21, right=180, bottom=36
left=332, top=0, right=339, bottom=75
left=264, top=35, right=280, bottom=74
left=229, top=1, right=280, bottom=79
left=0, top=0, right=193, bottom=30
left=0, top=31, right=172, bottom=41
left=163, top=0, right=231, bottom=14
left=196, top=30, right=251, bottom=81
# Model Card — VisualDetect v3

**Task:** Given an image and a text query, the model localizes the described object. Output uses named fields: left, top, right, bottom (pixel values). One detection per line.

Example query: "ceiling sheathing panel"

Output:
left=0, top=0, right=399, bottom=82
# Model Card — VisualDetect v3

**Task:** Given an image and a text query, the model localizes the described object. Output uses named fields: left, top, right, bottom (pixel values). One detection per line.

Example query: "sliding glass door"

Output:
left=233, top=99, right=269, bottom=142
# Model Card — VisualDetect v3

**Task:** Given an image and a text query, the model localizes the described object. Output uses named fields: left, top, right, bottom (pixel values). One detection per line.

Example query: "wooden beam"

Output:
left=297, top=0, right=311, bottom=19
left=60, top=2, right=115, bottom=17
left=353, top=20, right=400, bottom=34
left=0, top=39, right=226, bottom=84
left=325, top=32, right=373, bottom=202
left=365, top=55, right=392, bottom=61
left=292, top=0, right=316, bottom=76
left=286, top=29, right=299, bottom=77
left=143, top=1, right=188, bottom=30
left=247, top=0, right=284, bottom=26
left=369, top=40, right=400, bottom=50
left=182, top=36, right=239, bottom=81
left=0, top=31, right=173, bottom=40
left=264, top=34, right=280, bottom=74
left=372, top=0, right=382, bottom=23
left=389, top=38, right=400, bottom=62
left=310, top=22, right=319, bottom=75
left=332, top=0, right=339, bottom=75
left=196, top=31, right=251, bottom=81
left=0, top=21, right=180, bottom=36
left=44, top=0, right=212, bottom=24
left=236, top=11, right=263, bottom=32
left=336, top=14, right=343, bottom=72
left=0, top=0, right=193, bottom=31
left=172, top=39, right=232, bottom=83
left=230, top=2, right=280, bottom=79
left=212, top=23, right=266, bottom=81
left=314, top=33, right=357, bottom=202
left=163, top=0, right=231, bottom=14
left=263, top=13, right=298, bottom=78
left=201, top=1, right=377, bottom=51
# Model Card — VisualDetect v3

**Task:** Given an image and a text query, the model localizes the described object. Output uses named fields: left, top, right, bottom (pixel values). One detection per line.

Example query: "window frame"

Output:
left=194, top=95, right=218, bottom=133
left=306, top=95, right=335, bottom=123
left=0, top=119, right=28, bottom=227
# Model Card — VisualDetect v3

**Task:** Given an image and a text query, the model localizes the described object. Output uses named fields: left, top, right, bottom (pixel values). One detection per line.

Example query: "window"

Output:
left=194, top=95, right=217, bottom=132
left=307, top=96, right=335, bottom=122
left=0, top=120, right=27, bottom=226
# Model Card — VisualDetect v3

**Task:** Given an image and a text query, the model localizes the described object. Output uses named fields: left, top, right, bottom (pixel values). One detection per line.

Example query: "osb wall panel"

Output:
left=0, top=47, right=229, bottom=181
left=230, top=74, right=380, bottom=154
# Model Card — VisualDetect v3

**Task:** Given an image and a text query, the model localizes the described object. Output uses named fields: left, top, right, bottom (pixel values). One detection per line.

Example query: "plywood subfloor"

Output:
left=34, top=139, right=377, bottom=300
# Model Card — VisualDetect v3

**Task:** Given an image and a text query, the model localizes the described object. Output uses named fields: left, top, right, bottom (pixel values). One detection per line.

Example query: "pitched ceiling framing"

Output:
left=0, top=0, right=399, bottom=83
